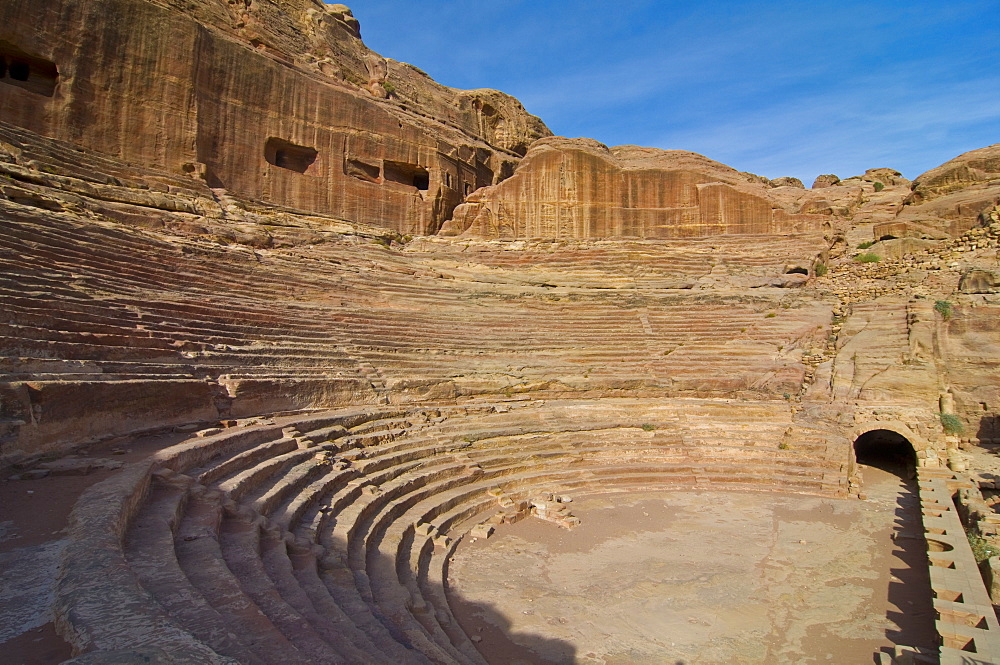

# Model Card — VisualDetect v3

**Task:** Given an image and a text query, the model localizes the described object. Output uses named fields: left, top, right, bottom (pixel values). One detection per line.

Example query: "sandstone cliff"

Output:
left=0, top=0, right=550, bottom=235
left=877, top=143, right=1000, bottom=240
left=3, top=3, right=1000, bottom=663
left=440, top=137, right=829, bottom=239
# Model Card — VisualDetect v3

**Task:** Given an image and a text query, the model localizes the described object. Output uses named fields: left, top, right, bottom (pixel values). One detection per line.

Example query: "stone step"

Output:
left=217, top=509, right=348, bottom=664
left=124, top=476, right=269, bottom=665
left=174, top=491, right=314, bottom=665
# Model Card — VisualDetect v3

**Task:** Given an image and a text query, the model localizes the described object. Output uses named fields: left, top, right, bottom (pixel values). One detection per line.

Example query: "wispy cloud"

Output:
left=646, top=64, right=1000, bottom=182
left=349, top=0, right=1000, bottom=182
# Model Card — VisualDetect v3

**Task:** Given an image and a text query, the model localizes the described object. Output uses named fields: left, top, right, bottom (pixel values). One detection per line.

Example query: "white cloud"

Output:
left=351, top=0, right=1000, bottom=182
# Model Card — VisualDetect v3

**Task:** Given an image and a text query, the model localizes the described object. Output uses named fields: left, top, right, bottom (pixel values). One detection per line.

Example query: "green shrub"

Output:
left=873, top=181, right=885, bottom=192
left=857, top=241, right=874, bottom=249
left=855, top=252, right=880, bottom=263
left=381, top=80, right=396, bottom=95
left=939, top=413, right=963, bottom=435
left=641, top=423, right=656, bottom=431
left=814, top=263, right=827, bottom=277
left=934, top=299, right=953, bottom=321
left=765, top=312, right=777, bottom=318
left=968, top=529, right=994, bottom=564
left=778, top=441, right=790, bottom=450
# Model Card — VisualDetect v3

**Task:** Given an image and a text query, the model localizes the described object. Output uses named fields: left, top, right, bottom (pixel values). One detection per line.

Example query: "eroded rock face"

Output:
left=959, top=269, right=1000, bottom=294
left=859, top=168, right=907, bottom=187
left=441, top=137, right=827, bottom=239
left=882, top=144, right=1000, bottom=239
left=909, top=144, right=1000, bottom=201
left=0, top=0, right=549, bottom=235
left=770, top=176, right=804, bottom=189
left=768, top=170, right=912, bottom=234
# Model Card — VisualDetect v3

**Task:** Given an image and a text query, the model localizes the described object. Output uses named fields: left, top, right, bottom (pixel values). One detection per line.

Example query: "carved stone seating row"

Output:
left=56, top=399, right=844, bottom=664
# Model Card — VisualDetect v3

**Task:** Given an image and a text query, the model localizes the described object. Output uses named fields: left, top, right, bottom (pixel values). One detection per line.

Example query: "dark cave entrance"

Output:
left=854, top=429, right=916, bottom=478
left=0, top=41, right=59, bottom=96
left=9, top=59, right=28, bottom=80
left=264, top=137, right=318, bottom=174
left=383, top=160, right=429, bottom=191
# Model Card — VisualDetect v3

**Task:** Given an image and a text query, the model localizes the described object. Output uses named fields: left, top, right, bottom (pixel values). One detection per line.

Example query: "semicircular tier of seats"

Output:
left=56, top=399, right=847, bottom=664
left=1, top=120, right=831, bottom=449
left=0, top=194, right=831, bottom=463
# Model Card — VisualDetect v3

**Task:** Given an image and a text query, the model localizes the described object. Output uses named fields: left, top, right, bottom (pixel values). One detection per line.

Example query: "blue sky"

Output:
left=342, top=1, right=1000, bottom=185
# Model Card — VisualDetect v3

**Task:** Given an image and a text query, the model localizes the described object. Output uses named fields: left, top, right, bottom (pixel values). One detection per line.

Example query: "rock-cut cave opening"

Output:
left=854, top=429, right=916, bottom=477
left=0, top=41, right=59, bottom=96
left=9, top=59, right=29, bottom=81
left=383, top=160, right=430, bottom=190
left=264, top=137, right=318, bottom=174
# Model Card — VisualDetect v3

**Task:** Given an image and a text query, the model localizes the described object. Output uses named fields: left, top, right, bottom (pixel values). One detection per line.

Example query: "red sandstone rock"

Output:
left=812, top=174, right=841, bottom=189
left=0, top=0, right=549, bottom=235
left=441, top=137, right=827, bottom=239
left=2, top=4, right=1000, bottom=664
left=770, top=177, right=805, bottom=189
left=882, top=144, right=1000, bottom=238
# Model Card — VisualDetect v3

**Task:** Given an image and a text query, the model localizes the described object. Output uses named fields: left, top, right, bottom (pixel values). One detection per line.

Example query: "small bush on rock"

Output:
left=968, top=529, right=994, bottom=563
left=855, top=252, right=880, bottom=263
left=857, top=241, right=874, bottom=249
left=934, top=299, right=953, bottom=321
left=939, top=412, right=963, bottom=434
left=814, top=263, right=827, bottom=277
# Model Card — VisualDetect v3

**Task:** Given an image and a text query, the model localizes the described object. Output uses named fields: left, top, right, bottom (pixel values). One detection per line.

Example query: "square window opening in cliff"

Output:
left=0, top=42, right=58, bottom=96
left=264, top=138, right=318, bottom=174
left=383, top=161, right=429, bottom=191
left=346, top=158, right=380, bottom=183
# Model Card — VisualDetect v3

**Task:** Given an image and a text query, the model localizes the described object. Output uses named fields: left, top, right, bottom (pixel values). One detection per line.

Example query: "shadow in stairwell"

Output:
left=853, top=429, right=936, bottom=660
left=882, top=478, right=937, bottom=652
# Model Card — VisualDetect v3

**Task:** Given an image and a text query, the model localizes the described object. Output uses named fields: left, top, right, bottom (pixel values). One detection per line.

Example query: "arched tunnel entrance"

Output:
left=854, top=429, right=917, bottom=478
left=852, top=428, right=936, bottom=650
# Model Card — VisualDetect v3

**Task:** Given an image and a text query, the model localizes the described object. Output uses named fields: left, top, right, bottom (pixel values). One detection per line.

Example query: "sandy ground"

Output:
left=447, top=468, right=935, bottom=665
left=0, top=429, right=194, bottom=665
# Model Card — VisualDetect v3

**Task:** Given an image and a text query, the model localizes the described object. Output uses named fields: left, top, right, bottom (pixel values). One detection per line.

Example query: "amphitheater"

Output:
left=2, top=1, right=1000, bottom=664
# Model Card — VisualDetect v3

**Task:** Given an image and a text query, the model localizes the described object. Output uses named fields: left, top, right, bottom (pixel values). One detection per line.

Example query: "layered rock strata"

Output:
left=880, top=143, right=1000, bottom=240
left=442, top=138, right=830, bottom=239
left=2, top=1, right=1000, bottom=664
left=0, top=120, right=836, bottom=463
left=0, top=0, right=549, bottom=235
